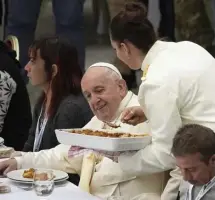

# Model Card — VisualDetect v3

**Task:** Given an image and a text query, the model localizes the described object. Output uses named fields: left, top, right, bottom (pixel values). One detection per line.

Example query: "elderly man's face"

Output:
left=81, top=67, right=127, bottom=122
left=176, top=153, right=215, bottom=186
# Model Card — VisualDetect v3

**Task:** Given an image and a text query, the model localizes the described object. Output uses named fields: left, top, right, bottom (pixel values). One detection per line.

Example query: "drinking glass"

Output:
left=33, top=169, right=54, bottom=197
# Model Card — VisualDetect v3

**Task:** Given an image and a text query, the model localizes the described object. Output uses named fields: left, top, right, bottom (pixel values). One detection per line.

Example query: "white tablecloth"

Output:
left=0, top=178, right=101, bottom=200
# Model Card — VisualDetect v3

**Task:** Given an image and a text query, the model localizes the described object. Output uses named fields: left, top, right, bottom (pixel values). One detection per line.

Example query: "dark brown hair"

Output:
left=110, top=1, right=156, bottom=54
left=172, top=124, right=215, bottom=163
left=29, top=36, right=83, bottom=117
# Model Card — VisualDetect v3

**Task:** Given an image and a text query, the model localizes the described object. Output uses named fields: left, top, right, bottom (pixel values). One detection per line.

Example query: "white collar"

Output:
left=112, top=91, right=133, bottom=122
left=141, top=40, right=175, bottom=72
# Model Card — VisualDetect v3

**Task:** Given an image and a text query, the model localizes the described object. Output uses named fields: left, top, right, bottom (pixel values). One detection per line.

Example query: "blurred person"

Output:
left=172, top=124, right=215, bottom=200
left=174, top=0, right=214, bottom=54
left=159, top=0, right=175, bottom=41
left=107, top=0, right=175, bottom=89
left=208, top=0, right=215, bottom=48
left=0, top=0, right=7, bottom=39
left=0, top=40, right=31, bottom=151
left=22, top=36, right=92, bottom=152
left=6, top=0, right=85, bottom=82
left=0, top=63, right=169, bottom=200
left=109, top=2, right=215, bottom=200
left=107, top=0, right=146, bottom=89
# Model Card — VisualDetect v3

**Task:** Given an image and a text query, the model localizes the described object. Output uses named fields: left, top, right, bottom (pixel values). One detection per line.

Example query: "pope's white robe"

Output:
left=15, top=91, right=167, bottom=200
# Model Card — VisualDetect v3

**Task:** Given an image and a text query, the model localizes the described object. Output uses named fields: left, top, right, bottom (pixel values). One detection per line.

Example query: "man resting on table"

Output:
left=0, top=63, right=168, bottom=200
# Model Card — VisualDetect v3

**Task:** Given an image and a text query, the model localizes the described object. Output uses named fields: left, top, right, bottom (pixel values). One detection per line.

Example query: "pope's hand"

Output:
left=0, top=159, right=17, bottom=175
left=121, top=106, right=147, bottom=125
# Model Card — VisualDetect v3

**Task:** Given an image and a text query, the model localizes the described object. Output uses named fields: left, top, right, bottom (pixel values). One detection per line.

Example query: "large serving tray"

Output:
left=55, top=129, right=151, bottom=152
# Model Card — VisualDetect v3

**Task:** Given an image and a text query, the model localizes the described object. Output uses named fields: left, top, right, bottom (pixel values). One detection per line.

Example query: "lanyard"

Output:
left=33, top=107, right=48, bottom=152
left=185, top=176, right=215, bottom=200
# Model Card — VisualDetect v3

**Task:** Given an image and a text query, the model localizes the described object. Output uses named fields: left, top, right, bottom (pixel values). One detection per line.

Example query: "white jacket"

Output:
left=15, top=91, right=167, bottom=200
left=117, top=41, right=215, bottom=199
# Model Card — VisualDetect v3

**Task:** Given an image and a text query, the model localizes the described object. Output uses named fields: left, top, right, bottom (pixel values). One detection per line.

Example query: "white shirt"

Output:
left=118, top=40, right=215, bottom=175
left=84, top=91, right=150, bottom=133
left=15, top=91, right=150, bottom=169
left=14, top=91, right=166, bottom=199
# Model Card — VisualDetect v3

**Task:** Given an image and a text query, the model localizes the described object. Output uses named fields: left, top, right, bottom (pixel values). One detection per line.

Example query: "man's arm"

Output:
left=16, top=144, right=70, bottom=170
left=118, top=82, right=181, bottom=174
left=161, top=168, right=182, bottom=200
left=15, top=144, right=83, bottom=175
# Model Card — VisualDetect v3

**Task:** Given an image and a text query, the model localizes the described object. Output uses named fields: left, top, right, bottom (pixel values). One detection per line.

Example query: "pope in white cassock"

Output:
left=0, top=63, right=169, bottom=200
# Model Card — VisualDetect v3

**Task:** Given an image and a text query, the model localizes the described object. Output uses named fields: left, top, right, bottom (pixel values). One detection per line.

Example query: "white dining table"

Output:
left=0, top=157, right=100, bottom=200
left=0, top=177, right=101, bottom=200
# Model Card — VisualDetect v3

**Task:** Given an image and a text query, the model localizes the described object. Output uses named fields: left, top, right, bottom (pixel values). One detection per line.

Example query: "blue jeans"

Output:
left=6, top=0, right=85, bottom=81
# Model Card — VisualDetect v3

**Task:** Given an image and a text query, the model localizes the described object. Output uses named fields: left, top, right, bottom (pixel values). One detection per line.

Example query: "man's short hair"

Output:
left=172, top=124, right=215, bottom=162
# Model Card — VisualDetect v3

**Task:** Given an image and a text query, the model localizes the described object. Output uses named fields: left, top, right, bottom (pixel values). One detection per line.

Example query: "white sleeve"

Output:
left=161, top=168, right=182, bottom=200
left=118, top=82, right=181, bottom=175
left=83, top=116, right=98, bottom=129
left=15, top=144, right=70, bottom=171
left=0, top=71, right=16, bottom=133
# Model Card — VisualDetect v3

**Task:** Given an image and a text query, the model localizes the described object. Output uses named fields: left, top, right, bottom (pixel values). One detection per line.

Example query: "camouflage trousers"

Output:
left=174, top=0, right=214, bottom=50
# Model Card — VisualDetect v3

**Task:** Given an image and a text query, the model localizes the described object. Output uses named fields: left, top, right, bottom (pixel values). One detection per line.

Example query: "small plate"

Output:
left=9, top=176, right=69, bottom=184
left=7, top=169, right=68, bottom=183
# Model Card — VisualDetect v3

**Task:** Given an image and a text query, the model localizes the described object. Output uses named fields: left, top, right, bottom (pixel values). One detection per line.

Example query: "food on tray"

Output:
left=22, top=168, right=35, bottom=179
left=0, top=147, right=14, bottom=158
left=68, top=129, right=148, bottom=138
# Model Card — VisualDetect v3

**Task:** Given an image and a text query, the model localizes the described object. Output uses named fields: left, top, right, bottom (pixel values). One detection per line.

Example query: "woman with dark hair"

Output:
left=22, top=36, right=92, bottom=152
left=109, top=2, right=215, bottom=200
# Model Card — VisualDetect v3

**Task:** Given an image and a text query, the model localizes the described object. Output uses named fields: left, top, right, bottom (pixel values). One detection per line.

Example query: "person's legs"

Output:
left=52, top=0, right=85, bottom=71
left=159, top=0, right=175, bottom=41
left=6, top=0, right=41, bottom=82
left=107, top=0, right=137, bottom=90
left=140, top=0, right=149, bottom=7
left=174, top=0, right=214, bottom=51
left=206, top=0, right=215, bottom=46
left=211, top=0, right=215, bottom=33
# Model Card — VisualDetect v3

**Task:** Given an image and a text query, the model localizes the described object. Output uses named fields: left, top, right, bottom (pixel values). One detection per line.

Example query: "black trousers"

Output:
left=0, top=0, right=8, bottom=39
left=139, top=0, right=175, bottom=41
left=159, top=0, right=175, bottom=41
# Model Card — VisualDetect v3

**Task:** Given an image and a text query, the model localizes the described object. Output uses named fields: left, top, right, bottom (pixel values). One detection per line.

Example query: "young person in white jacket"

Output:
left=109, top=2, right=215, bottom=200
left=0, top=63, right=169, bottom=200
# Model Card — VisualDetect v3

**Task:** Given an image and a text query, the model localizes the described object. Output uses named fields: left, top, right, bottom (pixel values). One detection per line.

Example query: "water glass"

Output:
left=33, top=169, right=54, bottom=197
